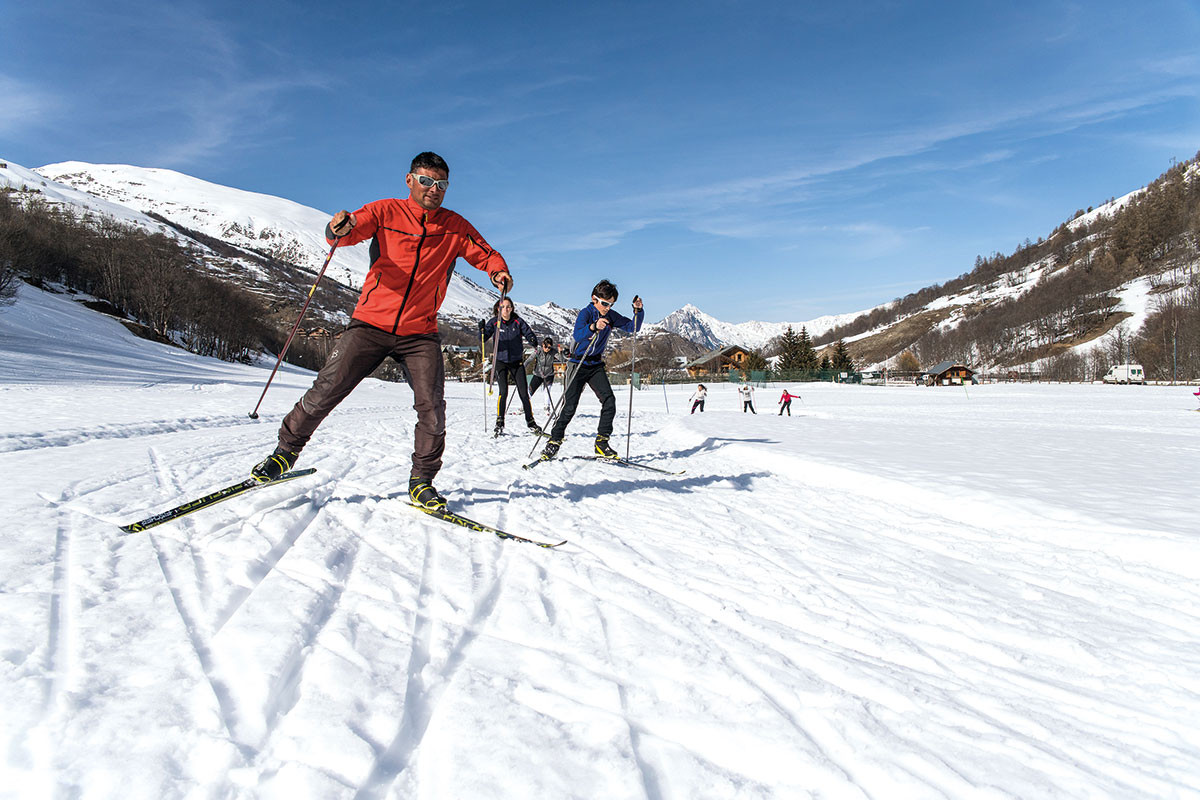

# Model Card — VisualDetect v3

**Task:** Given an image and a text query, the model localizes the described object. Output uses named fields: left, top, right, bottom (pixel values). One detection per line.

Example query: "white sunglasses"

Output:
left=411, top=173, right=449, bottom=191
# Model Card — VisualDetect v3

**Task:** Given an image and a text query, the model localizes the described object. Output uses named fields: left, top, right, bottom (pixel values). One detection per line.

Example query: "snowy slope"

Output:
left=32, top=161, right=573, bottom=338
left=0, top=161, right=175, bottom=237
left=3, top=282, right=1198, bottom=799
left=37, top=161, right=374, bottom=290
left=19, top=159, right=863, bottom=352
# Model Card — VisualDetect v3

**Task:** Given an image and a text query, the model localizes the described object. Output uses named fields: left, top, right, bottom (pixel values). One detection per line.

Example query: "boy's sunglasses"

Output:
left=411, top=174, right=449, bottom=191
left=592, top=296, right=613, bottom=308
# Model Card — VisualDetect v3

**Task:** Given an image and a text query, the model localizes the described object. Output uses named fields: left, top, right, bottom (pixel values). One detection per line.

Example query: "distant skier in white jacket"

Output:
left=689, top=384, right=708, bottom=414
left=738, top=380, right=756, bottom=414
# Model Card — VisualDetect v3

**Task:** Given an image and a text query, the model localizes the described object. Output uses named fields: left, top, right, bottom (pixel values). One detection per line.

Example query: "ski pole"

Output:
left=481, top=328, right=487, bottom=433
left=487, top=287, right=507, bottom=393
left=625, top=297, right=641, bottom=459
left=528, top=331, right=600, bottom=457
left=501, top=368, right=518, bottom=417
left=248, top=237, right=341, bottom=419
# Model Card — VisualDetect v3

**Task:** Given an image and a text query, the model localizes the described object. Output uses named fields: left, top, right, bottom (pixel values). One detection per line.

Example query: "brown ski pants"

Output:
left=277, top=322, right=446, bottom=479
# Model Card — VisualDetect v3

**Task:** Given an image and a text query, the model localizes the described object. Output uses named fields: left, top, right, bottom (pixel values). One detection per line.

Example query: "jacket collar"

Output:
left=402, top=195, right=444, bottom=222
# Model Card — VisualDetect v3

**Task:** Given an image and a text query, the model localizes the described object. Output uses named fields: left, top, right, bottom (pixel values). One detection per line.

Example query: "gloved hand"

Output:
left=329, top=210, right=356, bottom=237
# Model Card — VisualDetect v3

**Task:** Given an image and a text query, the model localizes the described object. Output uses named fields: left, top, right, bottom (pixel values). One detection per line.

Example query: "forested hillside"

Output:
left=810, top=154, right=1200, bottom=380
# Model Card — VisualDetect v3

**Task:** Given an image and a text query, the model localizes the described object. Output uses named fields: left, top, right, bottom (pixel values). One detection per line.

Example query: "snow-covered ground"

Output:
left=2, top=284, right=1198, bottom=799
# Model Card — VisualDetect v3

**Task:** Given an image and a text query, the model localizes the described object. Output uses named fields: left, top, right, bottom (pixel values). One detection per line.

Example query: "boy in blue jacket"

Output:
left=540, top=279, right=643, bottom=460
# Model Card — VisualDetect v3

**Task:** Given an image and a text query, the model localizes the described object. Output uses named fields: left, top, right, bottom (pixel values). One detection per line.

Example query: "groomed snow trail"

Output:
left=2, top=287, right=1197, bottom=799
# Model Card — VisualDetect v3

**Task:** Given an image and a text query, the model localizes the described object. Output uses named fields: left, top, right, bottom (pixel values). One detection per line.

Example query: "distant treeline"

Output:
left=0, top=189, right=330, bottom=368
left=810, top=153, right=1200, bottom=381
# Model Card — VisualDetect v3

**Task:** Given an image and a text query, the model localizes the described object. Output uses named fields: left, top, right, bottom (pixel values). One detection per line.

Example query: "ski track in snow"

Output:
left=2, top=292, right=1199, bottom=798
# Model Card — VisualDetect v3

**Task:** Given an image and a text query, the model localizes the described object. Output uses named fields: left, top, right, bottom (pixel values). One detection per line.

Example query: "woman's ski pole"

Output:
left=481, top=328, right=488, bottom=433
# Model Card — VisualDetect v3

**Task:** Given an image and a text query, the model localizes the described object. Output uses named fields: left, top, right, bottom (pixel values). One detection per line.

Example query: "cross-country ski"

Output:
left=118, top=469, right=318, bottom=532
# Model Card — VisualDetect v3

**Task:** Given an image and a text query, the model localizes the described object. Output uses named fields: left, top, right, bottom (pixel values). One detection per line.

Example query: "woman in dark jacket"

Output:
left=480, top=297, right=541, bottom=435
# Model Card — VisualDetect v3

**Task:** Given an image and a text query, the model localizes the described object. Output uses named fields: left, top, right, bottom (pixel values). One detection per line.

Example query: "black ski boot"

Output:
left=594, top=434, right=618, bottom=459
left=409, top=476, right=447, bottom=511
left=251, top=447, right=298, bottom=483
left=493, top=419, right=505, bottom=438
left=540, top=438, right=562, bottom=461
left=527, top=421, right=543, bottom=435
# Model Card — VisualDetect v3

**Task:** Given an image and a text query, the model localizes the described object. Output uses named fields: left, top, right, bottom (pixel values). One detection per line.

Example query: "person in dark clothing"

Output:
left=527, top=338, right=564, bottom=413
left=250, top=151, right=512, bottom=511
left=538, top=280, right=643, bottom=461
left=480, top=297, right=541, bottom=435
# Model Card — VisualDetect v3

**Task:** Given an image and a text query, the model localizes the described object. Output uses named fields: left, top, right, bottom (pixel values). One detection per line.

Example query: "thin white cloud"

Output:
left=0, top=74, right=58, bottom=135
left=50, top=2, right=329, bottom=169
left=507, top=80, right=1198, bottom=258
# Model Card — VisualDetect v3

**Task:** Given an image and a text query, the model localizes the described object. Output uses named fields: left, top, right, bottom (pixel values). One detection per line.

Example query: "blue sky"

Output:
left=3, top=0, right=1198, bottom=323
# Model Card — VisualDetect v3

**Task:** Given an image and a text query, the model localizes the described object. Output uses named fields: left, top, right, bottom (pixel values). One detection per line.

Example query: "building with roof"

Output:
left=922, top=361, right=976, bottom=386
left=684, top=345, right=754, bottom=378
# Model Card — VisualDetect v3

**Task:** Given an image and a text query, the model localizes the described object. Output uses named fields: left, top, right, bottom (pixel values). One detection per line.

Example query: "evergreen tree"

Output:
left=776, top=326, right=804, bottom=370
left=819, top=354, right=832, bottom=371
left=798, top=326, right=818, bottom=371
left=831, top=339, right=855, bottom=372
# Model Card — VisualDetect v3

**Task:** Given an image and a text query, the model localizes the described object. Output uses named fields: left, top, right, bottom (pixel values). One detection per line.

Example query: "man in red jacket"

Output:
left=251, top=152, right=512, bottom=510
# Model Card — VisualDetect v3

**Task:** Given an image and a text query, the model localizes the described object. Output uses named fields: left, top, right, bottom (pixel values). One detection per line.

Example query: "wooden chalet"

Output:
left=923, top=361, right=976, bottom=386
left=684, top=345, right=753, bottom=378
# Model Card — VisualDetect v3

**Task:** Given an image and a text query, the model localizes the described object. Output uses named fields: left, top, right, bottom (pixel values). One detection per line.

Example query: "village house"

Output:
left=922, top=361, right=977, bottom=386
left=684, top=345, right=753, bottom=378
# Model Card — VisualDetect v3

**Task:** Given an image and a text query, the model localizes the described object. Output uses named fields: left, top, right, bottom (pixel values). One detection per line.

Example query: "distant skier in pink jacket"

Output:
left=778, top=389, right=801, bottom=416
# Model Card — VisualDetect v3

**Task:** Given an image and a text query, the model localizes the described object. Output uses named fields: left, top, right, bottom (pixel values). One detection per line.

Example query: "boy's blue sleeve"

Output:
left=573, top=307, right=595, bottom=342
left=610, top=308, right=643, bottom=333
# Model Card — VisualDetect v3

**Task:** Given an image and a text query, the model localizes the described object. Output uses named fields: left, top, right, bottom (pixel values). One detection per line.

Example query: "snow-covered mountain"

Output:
left=656, top=303, right=872, bottom=351
left=9, top=159, right=869, bottom=355
left=18, top=155, right=1194, bottom=376
left=0, top=161, right=175, bottom=236
left=31, top=161, right=576, bottom=340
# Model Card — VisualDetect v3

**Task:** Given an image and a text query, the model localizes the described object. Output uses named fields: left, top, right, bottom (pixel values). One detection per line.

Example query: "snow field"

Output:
left=1, top=285, right=1198, bottom=799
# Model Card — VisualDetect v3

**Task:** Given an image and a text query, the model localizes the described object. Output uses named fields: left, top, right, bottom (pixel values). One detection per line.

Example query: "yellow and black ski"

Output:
left=406, top=503, right=565, bottom=549
left=119, top=469, right=317, bottom=533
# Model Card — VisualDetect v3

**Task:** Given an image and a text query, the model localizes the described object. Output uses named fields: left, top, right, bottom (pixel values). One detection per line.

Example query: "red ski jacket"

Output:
left=328, top=196, right=509, bottom=335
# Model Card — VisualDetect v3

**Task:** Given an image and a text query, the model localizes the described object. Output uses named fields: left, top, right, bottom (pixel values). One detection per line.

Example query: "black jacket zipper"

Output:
left=392, top=213, right=428, bottom=334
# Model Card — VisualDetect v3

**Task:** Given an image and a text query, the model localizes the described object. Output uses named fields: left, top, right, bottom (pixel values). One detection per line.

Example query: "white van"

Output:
left=1102, top=364, right=1145, bottom=384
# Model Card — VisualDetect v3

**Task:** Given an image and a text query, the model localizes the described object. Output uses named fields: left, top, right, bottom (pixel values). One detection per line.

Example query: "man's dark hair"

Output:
left=411, top=151, right=449, bottom=175
left=543, top=337, right=554, bottom=346
left=592, top=279, right=618, bottom=301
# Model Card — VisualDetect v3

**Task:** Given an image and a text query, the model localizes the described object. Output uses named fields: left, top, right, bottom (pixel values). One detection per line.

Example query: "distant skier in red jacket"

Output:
left=778, top=389, right=801, bottom=415
left=251, top=152, right=512, bottom=511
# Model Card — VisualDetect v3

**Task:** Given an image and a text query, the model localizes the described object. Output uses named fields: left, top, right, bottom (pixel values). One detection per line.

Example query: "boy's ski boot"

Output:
left=408, top=477, right=447, bottom=511
left=594, top=434, right=619, bottom=459
left=251, top=447, right=299, bottom=483
left=493, top=419, right=504, bottom=438
left=539, top=438, right=562, bottom=461
left=527, top=421, right=544, bottom=435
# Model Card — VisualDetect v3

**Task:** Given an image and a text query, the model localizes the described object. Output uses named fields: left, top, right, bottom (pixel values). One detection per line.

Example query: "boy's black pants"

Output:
left=549, top=361, right=615, bottom=440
